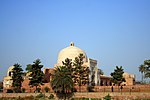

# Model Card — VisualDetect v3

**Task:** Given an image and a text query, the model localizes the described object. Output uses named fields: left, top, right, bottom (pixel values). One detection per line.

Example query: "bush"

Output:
left=72, top=88, right=77, bottom=92
left=35, top=88, right=41, bottom=93
left=44, top=86, right=50, bottom=93
left=48, top=94, right=54, bottom=99
left=103, top=94, right=111, bottom=100
left=36, top=93, right=45, bottom=98
left=6, top=89, right=13, bottom=93
left=22, top=88, right=26, bottom=93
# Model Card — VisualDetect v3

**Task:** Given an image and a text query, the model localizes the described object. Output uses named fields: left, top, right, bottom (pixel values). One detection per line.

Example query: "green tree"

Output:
left=26, top=59, right=44, bottom=92
left=51, top=66, right=73, bottom=100
left=110, top=66, right=125, bottom=87
left=139, top=64, right=146, bottom=83
left=11, top=63, right=24, bottom=93
left=73, top=53, right=89, bottom=92
left=144, top=60, right=150, bottom=78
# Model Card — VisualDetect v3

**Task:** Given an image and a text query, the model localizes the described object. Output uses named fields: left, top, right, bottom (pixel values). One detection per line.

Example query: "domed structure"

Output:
left=7, top=66, right=14, bottom=76
left=57, top=42, right=88, bottom=65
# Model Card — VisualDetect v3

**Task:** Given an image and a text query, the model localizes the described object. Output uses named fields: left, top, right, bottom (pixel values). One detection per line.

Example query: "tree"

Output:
left=73, top=53, right=89, bottom=92
left=110, top=66, right=125, bottom=87
left=144, top=60, right=150, bottom=78
left=139, top=64, right=146, bottom=83
left=26, top=59, right=44, bottom=92
left=11, top=63, right=24, bottom=93
left=51, top=66, right=74, bottom=100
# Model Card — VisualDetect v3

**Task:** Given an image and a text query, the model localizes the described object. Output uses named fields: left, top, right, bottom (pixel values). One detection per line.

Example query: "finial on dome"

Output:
left=70, top=42, right=74, bottom=46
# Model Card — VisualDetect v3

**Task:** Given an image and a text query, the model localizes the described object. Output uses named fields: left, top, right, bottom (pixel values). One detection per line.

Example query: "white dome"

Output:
left=57, top=42, right=88, bottom=65
left=7, top=66, right=14, bottom=76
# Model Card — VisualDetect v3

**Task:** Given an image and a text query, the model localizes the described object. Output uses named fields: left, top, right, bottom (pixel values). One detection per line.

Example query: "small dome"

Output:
left=57, top=42, right=88, bottom=65
left=7, top=66, right=14, bottom=76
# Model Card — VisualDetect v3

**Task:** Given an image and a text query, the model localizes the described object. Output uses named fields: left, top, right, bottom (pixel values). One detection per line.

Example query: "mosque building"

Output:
left=3, top=42, right=135, bottom=92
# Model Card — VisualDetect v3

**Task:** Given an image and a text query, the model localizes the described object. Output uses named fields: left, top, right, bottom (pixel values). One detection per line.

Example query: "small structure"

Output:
left=3, top=66, right=14, bottom=89
left=122, top=72, right=135, bottom=85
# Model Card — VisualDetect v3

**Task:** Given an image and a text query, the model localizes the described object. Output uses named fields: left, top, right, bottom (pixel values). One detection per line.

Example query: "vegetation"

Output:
left=48, top=94, right=54, bottom=99
left=144, top=60, right=150, bottom=78
left=6, top=89, right=13, bottom=93
left=26, top=59, right=44, bottom=92
left=139, top=59, right=150, bottom=82
left=139, top=64, right=146, bottom=83
left=21, top=88, right=26, bottom=93
left=11, top=63, right=24, bottom=93
left=36, top=93, right=45, bottom=98
left=51, top=66, right=74, bottom=100
left=103, top=94, right=111, bottom=100
left=110, top=66, right=125, bottom=86
left=44, top=86, right=50, bottom=93
left=73, top=53, right=89, bottom=92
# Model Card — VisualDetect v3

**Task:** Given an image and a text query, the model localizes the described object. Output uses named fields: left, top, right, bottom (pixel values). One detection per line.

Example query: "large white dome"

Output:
left=57, top=42, right=88, bottom=65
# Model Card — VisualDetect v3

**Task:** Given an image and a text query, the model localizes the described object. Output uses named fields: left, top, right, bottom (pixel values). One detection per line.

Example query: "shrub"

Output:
left=48, top=94, right=54, bottom=99
left=6, top=89, right=13, bottom=93
left=35, top=88, right=41, bottom=93
left=104, top=94, right=111, bottom=100
left=22, top=88, right=26, bottom=93
left=44, top=86, right=50, bottom=93
left=36, top=93, right=45, bottom=98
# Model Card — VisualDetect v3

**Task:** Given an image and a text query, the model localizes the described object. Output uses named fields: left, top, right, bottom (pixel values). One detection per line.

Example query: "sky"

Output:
left=0, top=0, right=150, bottom=81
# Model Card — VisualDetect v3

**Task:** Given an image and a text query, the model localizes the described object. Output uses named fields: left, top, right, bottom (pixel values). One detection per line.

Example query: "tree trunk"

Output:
left=142, top=72, right=144, bottom=83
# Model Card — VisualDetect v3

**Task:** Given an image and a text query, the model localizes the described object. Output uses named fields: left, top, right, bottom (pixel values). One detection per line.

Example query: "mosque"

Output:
left=3, top=42, right=135, bottom=92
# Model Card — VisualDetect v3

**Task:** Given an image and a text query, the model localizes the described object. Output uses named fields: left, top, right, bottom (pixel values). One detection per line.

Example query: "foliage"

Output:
left=6, top=89, right=13, bottom=93
left=44, top=86, right=50, bottom=93
left=26, top=59, right=44, bottom=91
left=21, top=88, right=26, bottom=93
left=48, top=94, right=54, bottom=99
left=103, top=94, right=111, bottom=100
left=36, top=93, right=45, bottom=98
left=139, top=59, right=150, bottom=80
left=11, top=63, right=24, bottom=93
left=36, top=88, right=41, bottom=93
left=51, top=66, right=74, bottom=100
left=110, top=66, right=125, bottom=86
left=0, top=85, right=3, bottom=92
left=139, top=64, right=147, bottom=83
left=73, top=53, right=89, bottom=92
left=144, top=60, right=150, bottom=78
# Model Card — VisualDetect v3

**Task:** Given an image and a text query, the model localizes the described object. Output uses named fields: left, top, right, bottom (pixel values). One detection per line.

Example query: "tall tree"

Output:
left=62, top=58, right=73, bottom=73
left=11, top=63, right=24, bottom=93
left=144, top=60, right=150, bottom=78
left=26, top=59, right=44, bottom=92
left=139, top=64, right=146, bottom=82
left=51, top=66, right=74, bottom=100
left=110, top=66, right=125, bottom=86
left=73, top=53, right=89, bottom=92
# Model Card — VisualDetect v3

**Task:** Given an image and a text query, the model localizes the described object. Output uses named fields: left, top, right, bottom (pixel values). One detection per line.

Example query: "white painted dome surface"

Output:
left=57, top=42, right=88, bottom=65
left=7, top=66, right=14, bottom=76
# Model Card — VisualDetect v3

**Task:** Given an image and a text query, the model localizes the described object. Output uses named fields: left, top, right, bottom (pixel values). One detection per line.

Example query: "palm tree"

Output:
left=139, top=64, right=146, bottom=83
left=51, top=66, right=73, bottom=100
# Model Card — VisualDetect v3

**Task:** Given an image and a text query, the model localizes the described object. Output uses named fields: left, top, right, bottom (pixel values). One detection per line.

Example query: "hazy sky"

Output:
left=0, top=0, right=150, bottom=81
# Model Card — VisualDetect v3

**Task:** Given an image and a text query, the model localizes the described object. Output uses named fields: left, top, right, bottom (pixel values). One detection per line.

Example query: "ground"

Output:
left=0, top=92, right=150, bottom=100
